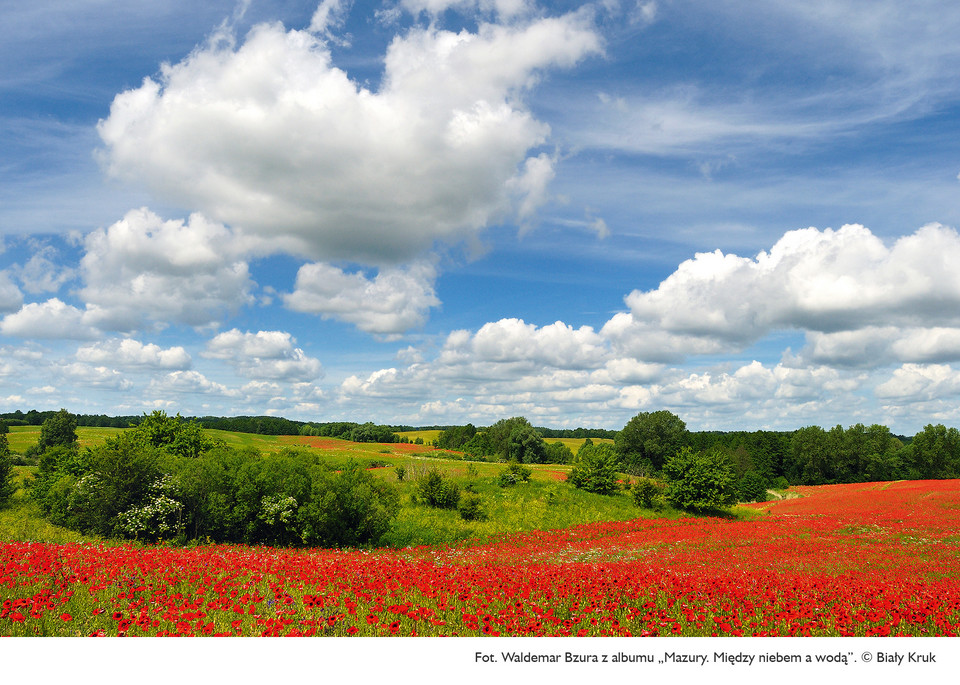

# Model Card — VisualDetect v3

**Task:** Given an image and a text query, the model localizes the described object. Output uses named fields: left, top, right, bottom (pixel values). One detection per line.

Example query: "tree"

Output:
left=663, top=446, right=737, bottom=513
left=126, top=411, right=219, bottom=458
left=0, top=420, right=14, bottom=507
left=910, top=424, right=960, bottom=479
left=568, top=442, right=620, bottom=495
left=507, top=423, right=547, bottom=464
left=298, top=461, right=400, bottom=548
left=615, top=411, right=688, bottom=475
left=544, top=441, right=574, bottom=464
left=37, top=409, right=78, bottom=453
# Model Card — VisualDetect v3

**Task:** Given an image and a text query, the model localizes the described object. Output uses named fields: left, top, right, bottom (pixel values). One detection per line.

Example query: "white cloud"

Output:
left=76, top=338, right=191, bottom=370
left=79, top=208, right=256, bottom=331
left=97, top=9, right=601, bottom=264
left=205, top=329, right=323, bottom=382
left=440, top=318, right=608, bottom=369
left=284, top=261, right=439, bottom=335
left=400, top=0, right=534, bottom=19
left=0, top=272, right=23, bottom=313
left=609, top=223, right=960, bottom=364
left=0, top=298, right=97, bottom=339
left=148, top=370, right=238, bottom=397
left=60, top=362, right=134, bottom=391
left=875, top=364, right=960, bottom=402
left=13, top=245, right=75, bottom=295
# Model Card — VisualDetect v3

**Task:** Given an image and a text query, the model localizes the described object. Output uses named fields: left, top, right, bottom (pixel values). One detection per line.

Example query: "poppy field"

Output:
left=2, top=478, right=960, bottom=637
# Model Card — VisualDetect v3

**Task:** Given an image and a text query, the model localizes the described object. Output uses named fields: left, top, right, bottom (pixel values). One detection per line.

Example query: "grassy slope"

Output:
left=1, top=426, right=727, bottom=548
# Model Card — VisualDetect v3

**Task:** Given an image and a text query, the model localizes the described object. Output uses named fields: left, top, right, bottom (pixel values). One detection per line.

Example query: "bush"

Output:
left=663, top=446, right=737, bottom=513
left=568, top=443, right=620, bottom=495
left=298, top=461, right=400, bottom=548
left=736, top=471, right=769, bottom=503
left=458, top=493, right=487, bottom=521
left=415, top=468, right=461, bottom=509
left=498, top=460, right=532, bottom=487
left=632, top=477, right=665, bottom=509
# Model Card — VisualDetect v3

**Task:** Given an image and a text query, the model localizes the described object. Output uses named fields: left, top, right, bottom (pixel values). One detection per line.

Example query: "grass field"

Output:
left=3, top=427, right=663, bottom=549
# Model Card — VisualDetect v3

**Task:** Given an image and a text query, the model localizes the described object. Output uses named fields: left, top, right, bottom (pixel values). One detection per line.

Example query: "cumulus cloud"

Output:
left=0, top=272, right=23, bottom=313
left=97, top=7, right=602, bottom=264
left=79, top=208, right=256, bottom=331
left=0, top=298, right=97, bottom=339
left=875, top=364, right=960, bottom=402
left=148, top=370, right=238, bottom=397
left=13, top=245, right=75, bottom=295
left=440, top=318, right=608, bottom=369
left=608, top=223, right=960, bottom=365
left=284, top=261, right=440, bottom=335
left=205, top=329, right=323, bottom=382
left=76, top=338, right=192, bottom=370
left=60, top=362, right=134, bottom=391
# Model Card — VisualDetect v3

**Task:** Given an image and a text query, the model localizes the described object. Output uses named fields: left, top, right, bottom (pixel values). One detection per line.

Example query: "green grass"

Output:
left=0, top=428, right=751, bottom=549
left=7, top=426, right=127, bottom=454
left=395, top=429, right=442, bottom=444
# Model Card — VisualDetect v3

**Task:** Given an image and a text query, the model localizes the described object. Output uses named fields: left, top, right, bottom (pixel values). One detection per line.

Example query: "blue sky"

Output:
left=2, top=0, right=960, bottom=434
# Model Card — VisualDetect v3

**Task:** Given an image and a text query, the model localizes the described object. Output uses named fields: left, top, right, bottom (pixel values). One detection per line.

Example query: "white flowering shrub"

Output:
left=116, top=474, right=184, bottom=541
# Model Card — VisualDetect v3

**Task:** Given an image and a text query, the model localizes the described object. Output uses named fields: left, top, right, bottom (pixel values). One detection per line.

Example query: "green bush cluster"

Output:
left=415, top=468, right=461, bottom=509
left=568, top=442, right=620, bottom=495
left=28, top=411, right=399, bottom=547
left=497, top=460, right=532, bottom=487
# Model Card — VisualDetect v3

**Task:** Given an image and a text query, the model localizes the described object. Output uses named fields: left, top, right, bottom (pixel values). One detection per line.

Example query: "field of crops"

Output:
left=2, top=478, right=959, bottom=638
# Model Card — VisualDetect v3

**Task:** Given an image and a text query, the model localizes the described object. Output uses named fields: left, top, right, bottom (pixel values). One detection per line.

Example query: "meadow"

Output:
left=2, top=479, right=959, bottom=637
left=3, top=427, right=960, bottom=637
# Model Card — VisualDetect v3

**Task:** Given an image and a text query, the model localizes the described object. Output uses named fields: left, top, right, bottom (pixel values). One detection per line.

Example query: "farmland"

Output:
left=2, top=477, right=959, bottom=637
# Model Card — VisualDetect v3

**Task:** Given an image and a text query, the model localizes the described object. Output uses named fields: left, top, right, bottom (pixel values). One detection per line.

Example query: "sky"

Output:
left=2, top=0, right=960, bottom=434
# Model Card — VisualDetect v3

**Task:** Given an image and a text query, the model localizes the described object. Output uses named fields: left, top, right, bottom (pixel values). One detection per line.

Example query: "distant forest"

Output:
left=0, top=409, right=618, bottom=440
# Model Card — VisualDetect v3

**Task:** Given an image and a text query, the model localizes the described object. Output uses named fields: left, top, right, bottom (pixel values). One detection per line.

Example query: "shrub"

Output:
left=737, top=471, right=769, bottom=503
left=415, top=468, right=461, bottom=509
left=458, top=493, right=487, bottom=521
left=395, top=465, right=406, bottom=482
left=632, top=477, right=665, bottom=509
left=498, top=460, right=532, bottom=487
left=663, top=446, right=737, bottom=513
left=568, top=443, right=620, bottom=495
left=298, top=461, right=400, bottom=548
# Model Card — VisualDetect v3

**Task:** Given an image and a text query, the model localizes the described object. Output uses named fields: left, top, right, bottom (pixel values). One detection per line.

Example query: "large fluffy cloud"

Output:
left=79, top=208, right=256, bottom=331
left=76, top=338, right=192, bottom=370
left=96, top=7, right=602, bottom=263
left=204, top=329, right=323, bottom=382
left=284, top=261, right=439, bottom=335
left=0, top=299, right=97, bottom=340
left=607, top=223, right=960, bottom=365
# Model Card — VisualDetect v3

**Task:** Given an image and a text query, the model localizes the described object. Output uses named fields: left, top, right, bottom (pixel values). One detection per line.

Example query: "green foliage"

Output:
left=0, top=421, right=13, bottom=507
left=568, top=442, right=620, bottom=495
left=615, top=410, right=688, bottom=475
left=663, top=446, right=737, bottom=513
left=297, top=462, right=400, bottom=548
left=736, top=471, right=768, bottom=503
left=544, top=441, right=575, bottom=464
left=124, top=411, right=221, bottom=458
left=457, top=493, right=487, bottom=521
left=37, top=409, right=78, bottom=454
left=497, top=460, right=532, bottom=487
left=507, top=422, right=547, bottom=464
left=395, top=465, right=406, bottom=482
left=415, top=468, right=461, bottom=509
left=910, top=424, right=960, bottom=479
left=436, top=424, right=477, bottom=450
left=632, top=477, right=665, bottom=510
